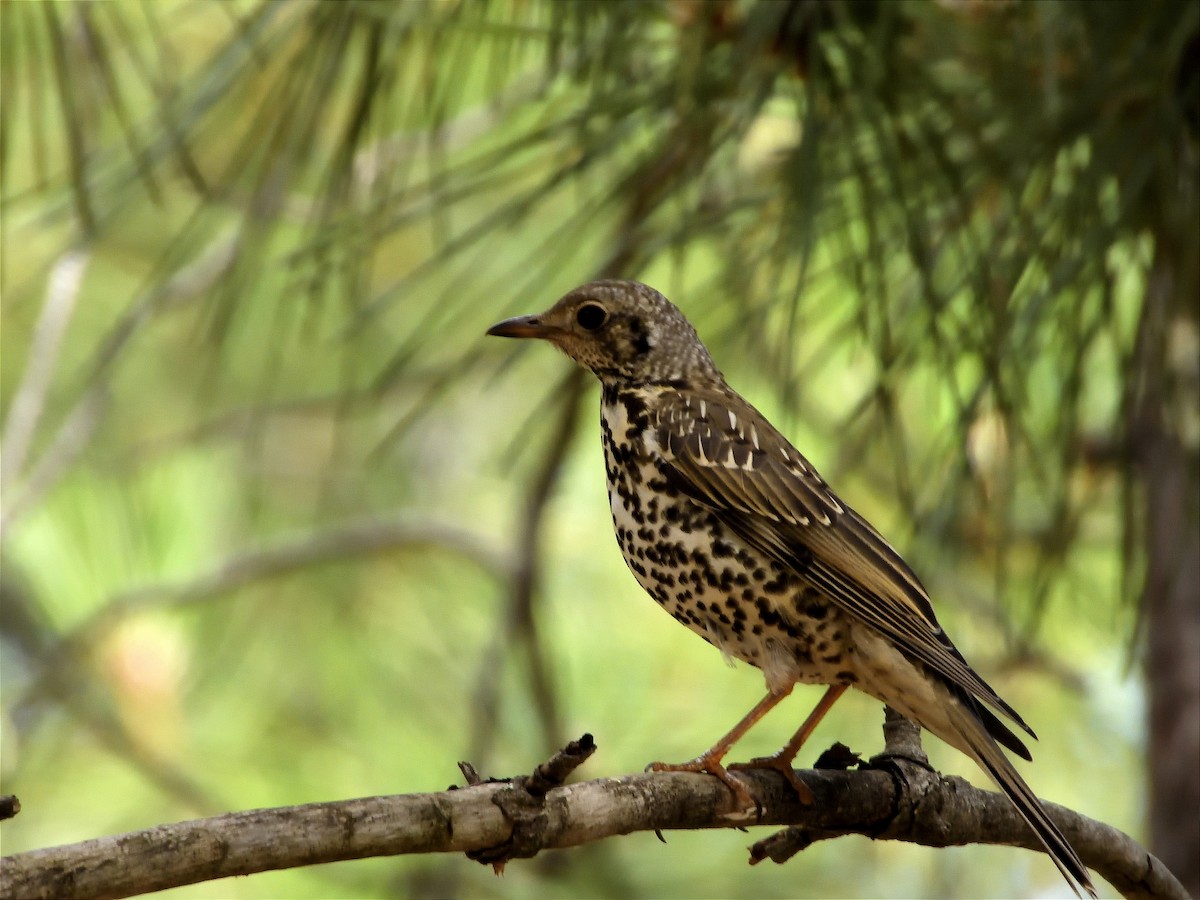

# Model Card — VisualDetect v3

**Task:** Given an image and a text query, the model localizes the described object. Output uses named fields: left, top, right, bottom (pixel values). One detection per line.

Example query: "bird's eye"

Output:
left=576, top=303, right=607, bottom=331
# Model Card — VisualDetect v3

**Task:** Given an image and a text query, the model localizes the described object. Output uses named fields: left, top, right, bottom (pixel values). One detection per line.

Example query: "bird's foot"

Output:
left=728, top=754, right=814, bottom=804
left=645, top=755, right=756, bottom=811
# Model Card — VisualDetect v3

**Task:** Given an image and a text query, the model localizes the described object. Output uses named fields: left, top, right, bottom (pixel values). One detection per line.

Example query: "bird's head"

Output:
left=487, top=280, right=721, bottom=386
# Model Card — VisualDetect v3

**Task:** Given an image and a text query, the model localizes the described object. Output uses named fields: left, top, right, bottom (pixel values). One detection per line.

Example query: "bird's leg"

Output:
left=729, top=683, right=849, bottom=804
left=646, top=686, right=793, bottom=809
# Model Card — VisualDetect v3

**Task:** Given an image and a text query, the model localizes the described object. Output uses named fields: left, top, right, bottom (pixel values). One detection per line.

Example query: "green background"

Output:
left=3, top=1, right=1195, bottom=897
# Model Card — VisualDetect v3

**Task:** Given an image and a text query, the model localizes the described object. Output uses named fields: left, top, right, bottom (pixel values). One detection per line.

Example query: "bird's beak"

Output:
left=486, top=314, right=557, bottom=340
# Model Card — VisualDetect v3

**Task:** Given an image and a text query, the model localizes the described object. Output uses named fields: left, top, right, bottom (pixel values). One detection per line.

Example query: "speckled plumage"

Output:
left=487, top=280, right=1094, bottom=897
left=600, top=380, right=855, bottom=695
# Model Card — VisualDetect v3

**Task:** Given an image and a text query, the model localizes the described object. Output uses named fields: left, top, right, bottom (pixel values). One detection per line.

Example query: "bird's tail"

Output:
left=947, top=701, right=1097, bottom=898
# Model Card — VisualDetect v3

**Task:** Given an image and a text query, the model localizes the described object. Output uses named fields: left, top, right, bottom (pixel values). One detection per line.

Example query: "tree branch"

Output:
left=1, top=736, right=1182, bottom=900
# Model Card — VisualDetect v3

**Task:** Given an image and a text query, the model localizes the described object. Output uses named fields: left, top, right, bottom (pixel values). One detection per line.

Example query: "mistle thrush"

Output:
left=488, top=279, right=1094, bottom=897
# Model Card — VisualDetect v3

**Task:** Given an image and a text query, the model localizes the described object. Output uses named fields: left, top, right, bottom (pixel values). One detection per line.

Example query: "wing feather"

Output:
left=655, top=387, right=1034, bottom=740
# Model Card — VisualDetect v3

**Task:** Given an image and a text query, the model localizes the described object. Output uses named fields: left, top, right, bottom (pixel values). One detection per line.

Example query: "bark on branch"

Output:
left=0, top=736, right=1182, bottom=900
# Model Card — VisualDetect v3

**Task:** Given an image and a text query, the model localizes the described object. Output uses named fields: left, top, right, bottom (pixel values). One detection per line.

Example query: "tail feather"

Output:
left=948, top=702, right=1097, bottom=898
left=976, top=701, right=1032, bottom=761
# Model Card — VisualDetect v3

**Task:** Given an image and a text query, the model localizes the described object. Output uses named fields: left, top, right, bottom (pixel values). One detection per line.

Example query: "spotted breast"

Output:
left=600, top=383, right=859, bottom=696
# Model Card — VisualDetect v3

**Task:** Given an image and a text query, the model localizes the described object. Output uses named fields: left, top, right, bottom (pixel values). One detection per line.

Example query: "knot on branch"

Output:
left=862, top=710, right=965, bottom=847
left=812, top=742, right=861, bottom=771
left=458, top=733, right=596, bottom=873
left=748, top=723, right=943, bottom=866
left=870, top=706, right=931, bottom=769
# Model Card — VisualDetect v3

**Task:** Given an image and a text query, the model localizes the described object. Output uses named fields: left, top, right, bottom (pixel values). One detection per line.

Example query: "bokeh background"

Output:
left=2, top=2, right=1197, bottom=898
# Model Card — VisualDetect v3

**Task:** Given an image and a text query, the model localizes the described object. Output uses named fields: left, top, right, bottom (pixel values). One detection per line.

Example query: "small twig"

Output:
left=749, top=824, right=855, bottom=865
left=457, top=762, right=484, bottom=787
left=460, top=733, right=599, bottom=873
left=523, top=733, right=597, bottom=798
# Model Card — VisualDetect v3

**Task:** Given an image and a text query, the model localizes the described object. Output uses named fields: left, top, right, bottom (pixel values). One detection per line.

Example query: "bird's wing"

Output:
left=654, top=387, right=1034, bottom=745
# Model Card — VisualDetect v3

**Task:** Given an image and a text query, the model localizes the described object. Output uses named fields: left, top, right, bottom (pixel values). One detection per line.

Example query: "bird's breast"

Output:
left=600, top=393, right=858, bottom=694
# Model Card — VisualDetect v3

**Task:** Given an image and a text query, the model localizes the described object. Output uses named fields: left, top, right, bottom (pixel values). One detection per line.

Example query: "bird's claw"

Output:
left=729, top=755, right=815, bottom=805
left=646, top=756, right=757, bottom=812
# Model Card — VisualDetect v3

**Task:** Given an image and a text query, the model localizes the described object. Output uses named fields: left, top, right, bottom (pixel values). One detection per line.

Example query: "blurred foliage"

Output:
left=1, top=1, right=1196, bottom=898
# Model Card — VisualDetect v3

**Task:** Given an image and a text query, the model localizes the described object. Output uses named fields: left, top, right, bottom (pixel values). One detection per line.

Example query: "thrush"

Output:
left=488, top=279, right=1095, bottom=897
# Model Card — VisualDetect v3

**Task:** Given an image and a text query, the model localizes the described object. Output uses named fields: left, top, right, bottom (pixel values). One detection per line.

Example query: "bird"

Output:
left=487, top=279, right=1095, bottom=897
